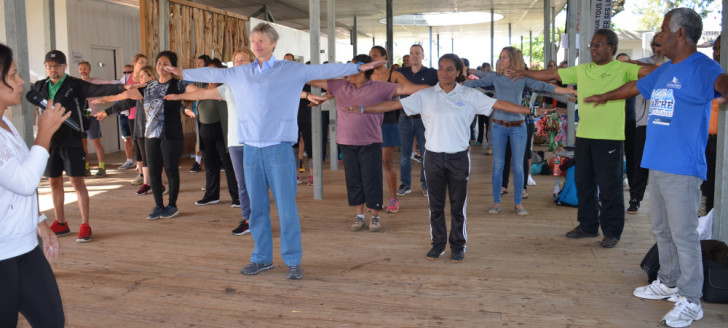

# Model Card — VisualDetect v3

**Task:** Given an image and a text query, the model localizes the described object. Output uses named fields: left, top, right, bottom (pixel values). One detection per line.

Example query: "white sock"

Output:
left=356, top=214, right=365, bottom=219
left=195, top=155, right=202, bottom=163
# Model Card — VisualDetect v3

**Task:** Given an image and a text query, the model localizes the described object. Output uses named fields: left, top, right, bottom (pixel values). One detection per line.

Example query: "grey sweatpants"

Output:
left=649, top=169, right=703, bottom=304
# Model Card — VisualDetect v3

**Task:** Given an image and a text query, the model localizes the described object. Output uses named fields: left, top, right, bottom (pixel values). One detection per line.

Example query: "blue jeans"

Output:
left=244, top=143, right=302, bottom=266
left=491, top=122, right=526, bottom=205
left=229, top=146, right=251, bottom=220
left=398, top=115, right=426, bottom=189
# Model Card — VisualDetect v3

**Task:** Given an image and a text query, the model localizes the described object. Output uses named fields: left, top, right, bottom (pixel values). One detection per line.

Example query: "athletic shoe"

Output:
left=451, top=247, right=466, bottom=263
left=49, top=220, right=71, bottom=236
left=240, top=262, right=274, bottom=275
left=136, top=184, right=151, bottom=196
left=119, top=160, right=135, bottom=170
left=162, top=185, right=168, bottom=195
left=147, top=206, right=164, bottom=220
left=351, top=216, right=366, bottom=231
left=527, top=174, right=537, bottom=186
left=161, top=206, right=179, bottom=219
left=565, top=227, right=599, bottom=238
left=232, top=221, right=250, bottom=236
left=130, top=175, right=144, bottom=186
left=369, top=216, right=381, bottom=232
left=633, top=279, right=679, bottom=300
left=307, top=175, right=313, bottom=186
left=76, top=223, right=92, bottom=243
left=500, top=187, right=508, bottom=195
left=386, top=197, right=399, bottom=213
left=95, top=168, right=106, bottom=178
left=190, top=162, right=202, bottom=172
left=412, top=154, right=422, bottom=163
left=422, top=187, right=428, bottom=197
left=661, top=297, right=703, bottom=328
left=475, top=142, right=482, bottom=146
left=627, top=199, right=640, bottom=214
left=426, top=245, right=446, bottom=260
left=515, top=206, right=529, bottom=216
left=296, top=175, right=303, bottom=184
left=396, top=184, right=411, bottom=196
left=195, top=198, right=220, bottom=206
left=84, top=168, right=92, bottom=176
left=231, top=200, right=241, bottom=208
left=286, top=265, right=303, bottom=280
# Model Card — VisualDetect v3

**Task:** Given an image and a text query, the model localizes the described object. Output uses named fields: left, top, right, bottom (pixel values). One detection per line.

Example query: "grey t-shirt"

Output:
left=464, top=74, right=556, bottom=121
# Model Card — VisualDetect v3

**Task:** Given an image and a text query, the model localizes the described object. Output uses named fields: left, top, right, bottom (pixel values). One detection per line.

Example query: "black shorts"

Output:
left=45, top=147, right=87, bottom=178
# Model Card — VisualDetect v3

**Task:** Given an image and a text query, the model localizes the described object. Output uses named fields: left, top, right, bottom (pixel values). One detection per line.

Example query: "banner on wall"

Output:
left=592, top=0, right=613, bottom=31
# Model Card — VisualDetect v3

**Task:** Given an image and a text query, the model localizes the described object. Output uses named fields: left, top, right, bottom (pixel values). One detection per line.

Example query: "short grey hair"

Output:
left=666, top=8, right=702, bottom=46
left=252, top=22, right=279, bottom=43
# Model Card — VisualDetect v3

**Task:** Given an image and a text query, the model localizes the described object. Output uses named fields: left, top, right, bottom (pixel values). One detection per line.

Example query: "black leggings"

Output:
left=146, top=138, right=183, bottom=208
left=136, top=137, right=148, bottom=167
left=0, top=246, right=64, bottom=328
left=199, top=122, right=238, bottom=201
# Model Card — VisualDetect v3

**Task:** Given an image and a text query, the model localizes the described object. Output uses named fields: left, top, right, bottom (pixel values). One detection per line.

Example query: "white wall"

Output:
left=249, top=17, right=353, bottom=63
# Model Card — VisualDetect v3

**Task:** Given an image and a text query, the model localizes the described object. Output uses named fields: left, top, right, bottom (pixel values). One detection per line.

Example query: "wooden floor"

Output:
left=23, top=145, right=727, bottom=327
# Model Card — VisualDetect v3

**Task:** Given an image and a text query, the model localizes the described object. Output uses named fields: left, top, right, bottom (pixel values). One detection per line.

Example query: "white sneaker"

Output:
left=527, top=174, right=536, bottom=186
left=661, top=297, right=703, bottom=328
left=119, top=160, right=135, bottom=170
left=633, top=279, right=678, bottom=300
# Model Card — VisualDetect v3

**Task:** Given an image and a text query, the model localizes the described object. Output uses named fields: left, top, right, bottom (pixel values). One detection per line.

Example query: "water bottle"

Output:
left=553, top=156, right=561, bottom=176
left=553, top=180, right=561, bottom=201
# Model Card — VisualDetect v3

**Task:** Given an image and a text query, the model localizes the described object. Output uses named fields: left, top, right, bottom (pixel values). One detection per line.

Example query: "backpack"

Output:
left=640, top=243, right=660, bottom=283
left=555, top=165, right=578, bottom=206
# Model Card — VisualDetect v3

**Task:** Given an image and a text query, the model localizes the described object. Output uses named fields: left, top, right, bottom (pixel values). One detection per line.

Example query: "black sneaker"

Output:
left=627, top=199, right=640, bottom=214
left=147, top=206, right=164, bottom=220
left=240, top=262, right=274, bottom=275
left=565, top=227, right=599, bottom=239
left=451, top=247, right=466, bottom=263
left=426, top=245, right=446, bottom=260
left=232, top=221, right=250, bottom=236
left=195, top=198, right=219, bottom=206
left=190, top=162, right=202, bottom=172
left=397, top=184, right=411, bottom=196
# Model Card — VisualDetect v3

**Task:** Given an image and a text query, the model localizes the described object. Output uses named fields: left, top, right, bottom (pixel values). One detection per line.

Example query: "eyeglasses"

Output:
left=123, top=71, right=133, bottom=74
left=588, top=42, right=604, bottom=49
left=45, top=64, right=64, bottom=70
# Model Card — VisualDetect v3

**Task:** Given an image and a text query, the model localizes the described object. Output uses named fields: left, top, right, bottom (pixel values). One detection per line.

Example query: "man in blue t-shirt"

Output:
left=584, top=8, right=728, bottom=328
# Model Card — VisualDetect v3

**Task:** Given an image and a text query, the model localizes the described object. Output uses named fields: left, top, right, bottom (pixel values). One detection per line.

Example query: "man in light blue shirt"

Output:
left=171, top=23, right=382, bottom=280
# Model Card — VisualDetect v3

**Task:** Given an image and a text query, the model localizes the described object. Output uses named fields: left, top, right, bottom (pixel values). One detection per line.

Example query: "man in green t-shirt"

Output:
left=506, top=29, right=655, bottom=248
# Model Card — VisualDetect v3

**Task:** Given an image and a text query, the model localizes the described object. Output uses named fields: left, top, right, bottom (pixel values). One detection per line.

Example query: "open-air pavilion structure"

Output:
left=2, top=0, right=727, bottom=326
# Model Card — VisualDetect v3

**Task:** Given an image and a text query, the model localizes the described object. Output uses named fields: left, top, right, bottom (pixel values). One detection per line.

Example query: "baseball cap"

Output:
left=45, top=50, right=67, bottom=65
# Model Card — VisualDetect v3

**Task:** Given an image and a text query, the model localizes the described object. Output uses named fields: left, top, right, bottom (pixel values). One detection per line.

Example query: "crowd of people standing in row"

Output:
left=1, top=7, right=727, bottom=327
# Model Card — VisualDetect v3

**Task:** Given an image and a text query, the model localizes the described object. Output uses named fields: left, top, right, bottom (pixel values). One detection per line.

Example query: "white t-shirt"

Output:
left=400, top=83, right=497, bottom=153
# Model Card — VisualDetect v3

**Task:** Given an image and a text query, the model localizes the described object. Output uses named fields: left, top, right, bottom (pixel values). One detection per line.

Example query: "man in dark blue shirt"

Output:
left=396, top=44, right=438, bottom=197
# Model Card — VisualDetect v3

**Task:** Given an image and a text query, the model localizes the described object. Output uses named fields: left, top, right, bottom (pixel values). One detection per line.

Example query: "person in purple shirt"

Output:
left=308, top=54, right=427, bottom=233
left=168, top=23, right=383, bottom=280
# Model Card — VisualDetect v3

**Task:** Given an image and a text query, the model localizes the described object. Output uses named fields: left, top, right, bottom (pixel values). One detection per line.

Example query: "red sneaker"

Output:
left=76, top=223, right=92, bottom=243
left=49, top=220, right=71, bottom=236
left=136, top=184, right=151, bottom=196
left=386, top=197, right=399, bottom=213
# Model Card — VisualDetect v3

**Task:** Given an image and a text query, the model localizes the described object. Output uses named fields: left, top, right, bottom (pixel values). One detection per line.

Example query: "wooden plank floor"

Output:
left=23, top=145, right=727, bottom=327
